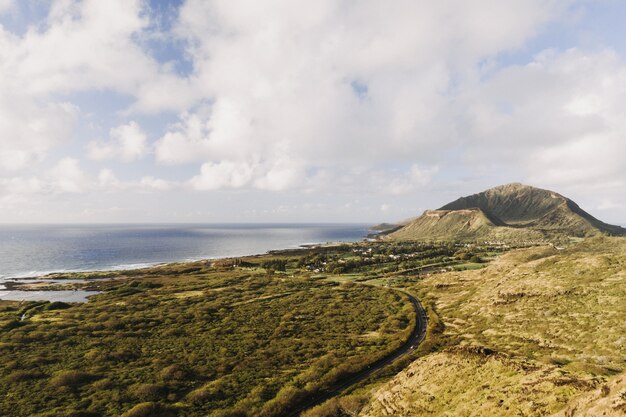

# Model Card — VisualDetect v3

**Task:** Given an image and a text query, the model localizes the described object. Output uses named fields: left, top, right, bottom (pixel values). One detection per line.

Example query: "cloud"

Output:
left=458, top=48, right=626, bottom=191
left=0, top=95, right=78, bottom=171
left=0, top=0, right=14, bottom=14
left=153, top=0, right=576, bottom=192
left=154, top=107, right=212, bottom=164
left=95, top=169, right=174, bottom=192
left=138, top=176, right=172, bottom=191
left=49, top=157, right=87, bottom=193
left=4, top=0, right=626, bottom=223
left=382, top=165, right=439, bottom=195
left=88, top=121, right=148, bottom=162
left=98, top=169, right=121, bottom=189
left=0, top=0, right=184, bottom=173
left=14, top=0, right=163, bottom=96
left=189, top=160, right=256, bottom=190
left=597, top=199, right=622, bottom=211
left=0, top=160, right=172, bottom=204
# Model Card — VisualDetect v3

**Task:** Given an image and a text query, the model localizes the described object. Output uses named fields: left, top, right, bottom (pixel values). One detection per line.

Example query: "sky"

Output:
left=0, top=0, right=625, bottom=224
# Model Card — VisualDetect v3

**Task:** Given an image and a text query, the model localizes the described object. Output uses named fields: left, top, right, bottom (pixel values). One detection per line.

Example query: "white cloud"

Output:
left=15, top=0, right=161, bottom=96
left=384, top=165, right=439, bottom=195
left=0, top=176, right=43, bottom=195
left=459, top=48, right=626, bottom=191
left=597, top=199, right=622, bottom=211
left=0, top=161, right=173, bottom=207
left=155, top=108, right=212, bottom=164
left=5, top=0, right=626, bottom=223
left=153, top=0, right=576, bottom=192
left=0, top=0, right=184, bottom=173
left=95, top=169, right=173, bottom=192
left=254, top=159, right=304, bottom=191
left=49, top=157, right=87, bottom=193
left=98, top=169, right=121, bottom=188
left=0, top=95, right=78, bottom=170
left=88, top=121, right=148, bottom=162
left=0, top=0, right=14, bottom=14
left=189, top=160, right=256, bottom=190
left=138, top=176, right=172, bottom=191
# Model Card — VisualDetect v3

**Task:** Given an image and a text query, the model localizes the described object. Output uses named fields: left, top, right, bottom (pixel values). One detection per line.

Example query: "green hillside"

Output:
left=388, top=183, right=625, bottom=241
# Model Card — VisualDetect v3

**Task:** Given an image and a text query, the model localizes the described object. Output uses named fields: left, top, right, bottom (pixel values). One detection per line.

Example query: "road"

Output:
left=285, top=287, right=428, bottom=417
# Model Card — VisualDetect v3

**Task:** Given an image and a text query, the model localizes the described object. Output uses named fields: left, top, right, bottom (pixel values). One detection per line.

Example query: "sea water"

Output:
left=0, top=223, right=370, bottom=280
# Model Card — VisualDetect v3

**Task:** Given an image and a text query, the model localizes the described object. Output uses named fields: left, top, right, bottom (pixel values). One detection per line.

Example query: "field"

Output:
left=0, top=256, right=415, bottom=417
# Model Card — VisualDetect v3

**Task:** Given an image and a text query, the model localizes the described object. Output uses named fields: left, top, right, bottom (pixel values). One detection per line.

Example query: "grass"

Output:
left=0, top=259, right=414, bottom=417
left=360, top=236, right=626, bottom=416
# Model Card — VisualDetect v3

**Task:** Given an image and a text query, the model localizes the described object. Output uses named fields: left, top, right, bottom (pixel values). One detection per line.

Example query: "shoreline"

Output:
left=0, top=239, right=371, bottom=283
left=0, top=223, right=374, bottom=283
left=0, top=240, right=369, bottom=300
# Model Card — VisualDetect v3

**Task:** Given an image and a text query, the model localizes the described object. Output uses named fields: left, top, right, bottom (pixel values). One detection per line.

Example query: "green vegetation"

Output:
left=0, top=255, right=416, bottom=417
left=388, top=183, right=626, bottom=242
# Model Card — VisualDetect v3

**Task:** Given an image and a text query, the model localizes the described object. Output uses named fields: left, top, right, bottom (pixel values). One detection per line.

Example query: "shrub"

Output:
left=261, top=259, right=287, bottom=272
left=2, top=320, right=23, bottom=331
left=130, top=383, right=167, bottom=401
left=258, top=386, right=308, bottom=417
left=45, top=301, right=71, bottom=310
left=49, top=371, right=94, bottom=389
left=186, top=381, right=226, bottom=404
left=65, top=412, right=100, bottom=417
left=469, top=255, right=483, bottom=263
left=120, top=402, right=174, bottom=417
left=159, top=364, right=188, bottom=382
left=6, top=370, right=44, bottom=383
left=92, top=378, right=113, bottom=390
left=209, top=410, right=247, bottom=417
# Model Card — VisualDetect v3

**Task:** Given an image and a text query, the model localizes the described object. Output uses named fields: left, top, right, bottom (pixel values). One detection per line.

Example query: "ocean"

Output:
left=0, top=223, right=371, bottom=280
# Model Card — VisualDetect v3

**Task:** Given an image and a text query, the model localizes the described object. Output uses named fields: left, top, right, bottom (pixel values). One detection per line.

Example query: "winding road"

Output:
left=286, top=287, right=428, bottom=416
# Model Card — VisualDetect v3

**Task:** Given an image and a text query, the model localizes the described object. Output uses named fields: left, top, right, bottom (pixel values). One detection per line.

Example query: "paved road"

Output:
left=285, top=287, right=428, bottom=417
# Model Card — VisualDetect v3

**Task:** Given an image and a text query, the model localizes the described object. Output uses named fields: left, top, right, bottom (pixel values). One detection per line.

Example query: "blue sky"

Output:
left=0, top=0, right=625, bottom=224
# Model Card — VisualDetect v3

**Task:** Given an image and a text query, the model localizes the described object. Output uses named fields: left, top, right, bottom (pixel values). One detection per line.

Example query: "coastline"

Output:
left=0, top=223, right=372, bottom=282
left=0, top=236, right=373, bottom=302
left=1, top=239, right=363, bottom=282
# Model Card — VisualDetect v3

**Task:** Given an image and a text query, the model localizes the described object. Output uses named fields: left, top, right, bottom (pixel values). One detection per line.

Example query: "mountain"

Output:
left=388, top=183, right=626, bottom=241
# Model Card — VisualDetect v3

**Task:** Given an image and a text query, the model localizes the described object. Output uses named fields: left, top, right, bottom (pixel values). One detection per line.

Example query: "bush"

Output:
left=49, top=371, right=94, bottom=389
left=469, top=255, right=483, bottom=263
left=120, top=402, right=174, bottom=417
left=159, top=364, right=188, bottom=382
left=258, top=386, right=308, bottom=417
left=65, top=412, right=100, bottom=417
left=45, top=301, right=71, bottom=311
left=6, top=370, right=44, bottom=383
left=131, top=383, right=167, bottom=401
left=261, top=259, right=287, bottom=272
left=186, top=381, right=226, bottom=404
left=303, top=394, right=368, bottom=417
left=2, top=320, right=23, bottom=331
left=209, top=410, right=247, bottom=417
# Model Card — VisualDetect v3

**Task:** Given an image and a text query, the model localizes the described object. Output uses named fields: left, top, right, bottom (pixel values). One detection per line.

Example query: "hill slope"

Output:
left=360, top=237, right=626, bottom=416
left=389, top=183, right=625, bottom=241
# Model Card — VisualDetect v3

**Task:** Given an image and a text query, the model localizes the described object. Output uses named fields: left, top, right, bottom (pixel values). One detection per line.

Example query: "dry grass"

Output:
left=361, top=237, right=626, bottom=416
left=361, top=350, right=593, bottom=417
